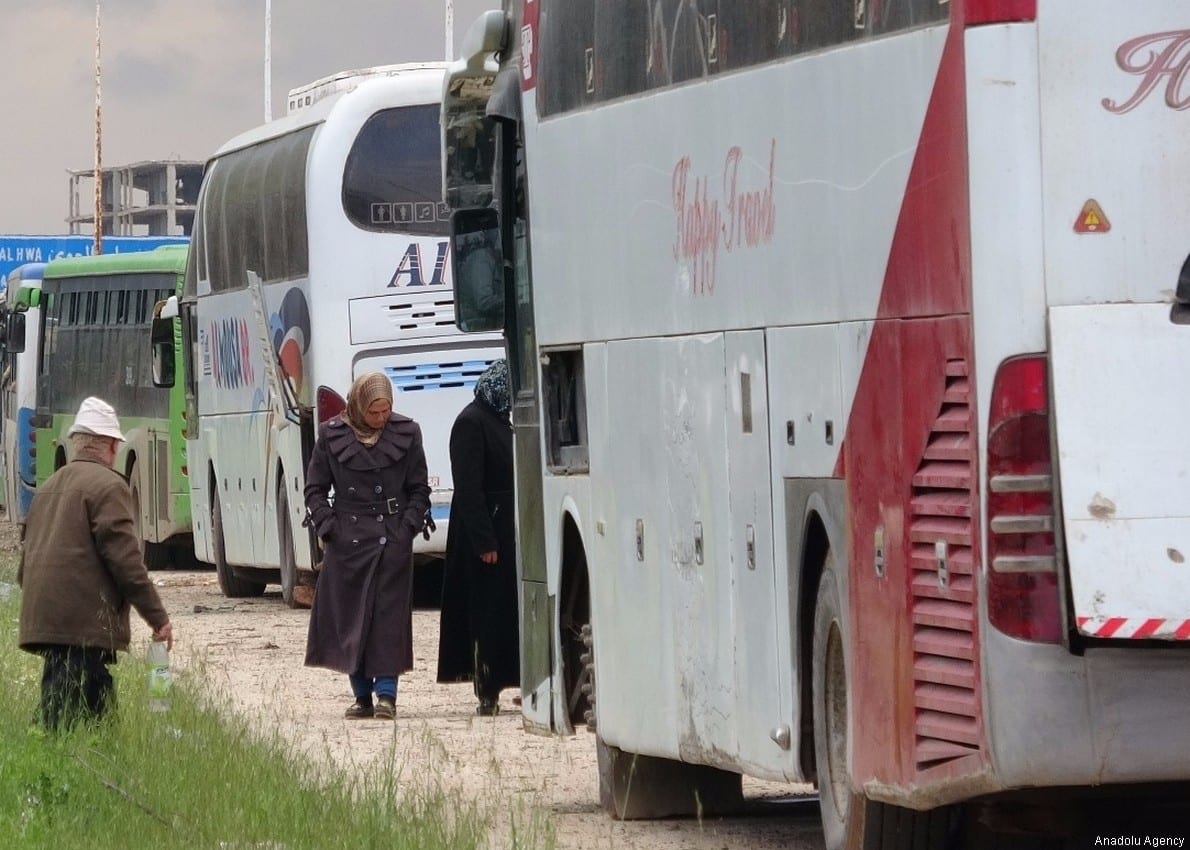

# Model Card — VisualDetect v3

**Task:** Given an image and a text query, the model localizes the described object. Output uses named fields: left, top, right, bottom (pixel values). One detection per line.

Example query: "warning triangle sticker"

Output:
left=1074, top=199, right=1111, bottom=234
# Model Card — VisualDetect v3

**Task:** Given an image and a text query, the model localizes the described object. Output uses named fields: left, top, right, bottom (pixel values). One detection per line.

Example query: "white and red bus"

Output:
left=443, top=1, right=1190, bottom=845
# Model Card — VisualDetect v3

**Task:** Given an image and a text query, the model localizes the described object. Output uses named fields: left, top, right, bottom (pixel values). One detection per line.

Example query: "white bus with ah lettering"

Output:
left=178, top=63, right=502, bottom=606
left=444, top=1, right=1190, bottom=843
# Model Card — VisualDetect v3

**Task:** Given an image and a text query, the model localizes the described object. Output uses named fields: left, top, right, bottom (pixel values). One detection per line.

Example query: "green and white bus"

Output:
left=34, top=245, right=195, bottom=567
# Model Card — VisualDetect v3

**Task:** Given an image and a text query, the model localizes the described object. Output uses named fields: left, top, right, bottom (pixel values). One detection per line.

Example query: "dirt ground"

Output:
left=126, top=566, right=826, bottom=850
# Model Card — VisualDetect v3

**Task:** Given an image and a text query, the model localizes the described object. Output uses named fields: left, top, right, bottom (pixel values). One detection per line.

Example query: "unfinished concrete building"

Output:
left=67, top=160, right=202, bottom=237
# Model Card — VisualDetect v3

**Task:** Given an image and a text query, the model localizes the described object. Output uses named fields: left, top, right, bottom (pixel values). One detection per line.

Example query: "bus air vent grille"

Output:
left=908, top=358, right=984, bottom=771
left=384, top=359, right=495, bottom=393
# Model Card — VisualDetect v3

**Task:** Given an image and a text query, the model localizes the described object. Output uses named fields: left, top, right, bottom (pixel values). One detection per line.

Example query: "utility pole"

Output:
left=445, top=0, right=453, bottom=61
left=93, top=0, right=103, bottom=254
left=264, top=0, right=272, bottom=121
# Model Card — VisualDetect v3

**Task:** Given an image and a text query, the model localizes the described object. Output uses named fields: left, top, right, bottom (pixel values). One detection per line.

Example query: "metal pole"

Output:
left=94, top=0, right=103, bottom=254
left=445, top=0, right=453, bottom=61
left=264, top=0, right=272, bottom=121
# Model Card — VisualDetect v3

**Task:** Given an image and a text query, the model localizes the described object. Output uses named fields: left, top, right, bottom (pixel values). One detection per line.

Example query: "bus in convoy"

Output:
left=0, top=263, right=46, bottom=528
left=161, top=63, right=503, bottom=607
left=29, top=245, right=194, bottom=567
left=442, top=1, right=1190, bottom=844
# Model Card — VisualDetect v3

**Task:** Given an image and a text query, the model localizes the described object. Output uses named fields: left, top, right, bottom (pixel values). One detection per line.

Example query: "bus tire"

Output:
left=212, top=489, right=264, bottom=598
left=812, top=558, right=958, bottom=850
left=277, top=482, right=300, bottom=608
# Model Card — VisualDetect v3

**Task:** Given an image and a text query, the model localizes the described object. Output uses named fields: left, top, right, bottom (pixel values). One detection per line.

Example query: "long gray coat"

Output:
left=303, top=414, right=431, bottom=677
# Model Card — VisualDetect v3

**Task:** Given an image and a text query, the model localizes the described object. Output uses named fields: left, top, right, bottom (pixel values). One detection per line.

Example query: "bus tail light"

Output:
left=966, top=0, right=1036, bottom=25
left=317, top=385, right=347, bottom=425
left=985, top=355, right=1060, bottom=642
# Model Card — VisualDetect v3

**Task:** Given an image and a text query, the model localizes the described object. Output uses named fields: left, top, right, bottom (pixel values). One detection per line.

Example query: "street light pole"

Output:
left=264, top=0, right=273, bottom=121
left=93, top=0, right=103, bottom=255
left=445, top=0, right=453, bottom=61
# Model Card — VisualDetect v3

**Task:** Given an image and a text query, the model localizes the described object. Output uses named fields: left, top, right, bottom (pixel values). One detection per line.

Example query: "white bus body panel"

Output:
left=1050, top=305, right=1190, bottom=638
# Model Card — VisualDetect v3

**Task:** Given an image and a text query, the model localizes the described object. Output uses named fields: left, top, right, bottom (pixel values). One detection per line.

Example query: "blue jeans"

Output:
left=349, top=671, right=397, bottom=702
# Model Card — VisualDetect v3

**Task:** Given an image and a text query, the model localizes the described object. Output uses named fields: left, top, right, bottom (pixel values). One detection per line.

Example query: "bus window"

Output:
left=342, top=105, right=446, bottom=236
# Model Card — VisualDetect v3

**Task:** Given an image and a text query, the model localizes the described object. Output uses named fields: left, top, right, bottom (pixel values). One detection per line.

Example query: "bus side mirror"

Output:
left=5, top=312, right=26, bottom=355
left=450, top=207, right=504, bottom=333
left=150, top=315, right=175, bottom=388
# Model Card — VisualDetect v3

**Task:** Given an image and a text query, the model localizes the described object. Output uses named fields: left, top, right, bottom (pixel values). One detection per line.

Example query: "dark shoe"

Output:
left=345, top=700, right=374, bottom=719
left=374, top=696, right=396, bottom=720
left=477, top=698, right=499, bottom=716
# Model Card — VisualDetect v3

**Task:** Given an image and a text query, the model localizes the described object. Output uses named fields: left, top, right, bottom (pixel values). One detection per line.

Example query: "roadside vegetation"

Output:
left=0, top=548, right=538, bottom=850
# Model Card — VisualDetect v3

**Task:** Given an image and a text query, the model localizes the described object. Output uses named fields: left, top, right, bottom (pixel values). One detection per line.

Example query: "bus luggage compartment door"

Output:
left=1049, top=303, right=1190, bottom=641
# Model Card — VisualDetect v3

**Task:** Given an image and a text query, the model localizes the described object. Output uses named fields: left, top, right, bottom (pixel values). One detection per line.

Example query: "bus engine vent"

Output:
left=908, top=358, right=984, bottom=772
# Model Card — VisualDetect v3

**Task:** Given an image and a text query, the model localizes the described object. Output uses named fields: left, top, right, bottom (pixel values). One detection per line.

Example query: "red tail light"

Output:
left=986, top=355, right=1061, bottom=642
left=317, top=385, right=347, bottom=425
left=966, top=0, right=1036, bottom=25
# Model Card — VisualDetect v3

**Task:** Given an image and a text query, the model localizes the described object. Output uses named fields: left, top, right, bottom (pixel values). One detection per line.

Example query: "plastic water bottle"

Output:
left=147, top=640, right=172, bottom=713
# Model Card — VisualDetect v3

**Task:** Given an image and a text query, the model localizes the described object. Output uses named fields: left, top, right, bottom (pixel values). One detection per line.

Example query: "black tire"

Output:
left=812, top=557, right=958, bottom=850
left=212, top=487, right=264, bottom=598
left=813, top=562, right=870, bottom=850
left=277, top=482, right=299, bottom=608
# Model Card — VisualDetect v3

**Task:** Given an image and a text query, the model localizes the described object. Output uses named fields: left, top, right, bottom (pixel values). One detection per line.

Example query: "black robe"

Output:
left=304, top=413, right=430, bottom=678
left=436, top=398, right=519, bottom=699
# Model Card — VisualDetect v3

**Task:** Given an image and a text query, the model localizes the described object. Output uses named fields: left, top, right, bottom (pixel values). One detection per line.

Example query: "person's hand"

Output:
left=480, top=550, right=498, bottom=565
left=153, top=621, right=174, bottom=651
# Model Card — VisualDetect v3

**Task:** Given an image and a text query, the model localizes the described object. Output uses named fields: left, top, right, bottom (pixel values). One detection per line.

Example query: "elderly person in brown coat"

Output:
left=18, top=396, right=173, bottom=731
left=304, top=372, right=431, bottom=720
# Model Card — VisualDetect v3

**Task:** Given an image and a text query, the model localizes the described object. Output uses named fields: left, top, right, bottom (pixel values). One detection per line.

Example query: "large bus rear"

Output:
left=968, top=1, right=1190, bottom=801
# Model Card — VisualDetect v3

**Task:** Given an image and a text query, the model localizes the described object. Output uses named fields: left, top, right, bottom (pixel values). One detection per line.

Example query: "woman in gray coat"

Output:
left=303, top=372, right=431, bottom=720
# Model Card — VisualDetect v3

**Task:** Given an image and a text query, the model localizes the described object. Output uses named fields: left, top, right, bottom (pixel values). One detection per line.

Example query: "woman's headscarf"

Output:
left=342, top=371, right=394, bottom=446
left=474, top=359, right=511, bottom=415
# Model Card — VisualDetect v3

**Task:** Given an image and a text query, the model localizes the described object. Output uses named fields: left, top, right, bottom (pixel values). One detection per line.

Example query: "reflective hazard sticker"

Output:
left=1074, top=199, right=1111, bottom=234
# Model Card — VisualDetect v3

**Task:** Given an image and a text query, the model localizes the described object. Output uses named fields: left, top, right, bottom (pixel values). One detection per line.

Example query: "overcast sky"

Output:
left=0, top=0, right=494, bottom=234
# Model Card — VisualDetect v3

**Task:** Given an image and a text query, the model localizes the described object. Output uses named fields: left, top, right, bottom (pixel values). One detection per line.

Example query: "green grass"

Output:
left=0, top=552, right=533, bottom=850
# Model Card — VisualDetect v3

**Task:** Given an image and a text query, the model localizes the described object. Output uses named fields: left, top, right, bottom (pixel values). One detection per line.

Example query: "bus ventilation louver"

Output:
left=908, top=358, right=984, bottom=771
left=385, top=360, right=494, bottom=393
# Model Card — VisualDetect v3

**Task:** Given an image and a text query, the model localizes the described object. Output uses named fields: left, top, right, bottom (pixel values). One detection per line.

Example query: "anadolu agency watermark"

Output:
left=1094, top=837, right=1185, bottom=848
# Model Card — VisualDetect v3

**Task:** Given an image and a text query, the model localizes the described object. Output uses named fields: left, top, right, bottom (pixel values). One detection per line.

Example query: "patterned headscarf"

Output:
left=475, top=359, right=511, bottom=415
left=342, top=372, right=393, bottom=446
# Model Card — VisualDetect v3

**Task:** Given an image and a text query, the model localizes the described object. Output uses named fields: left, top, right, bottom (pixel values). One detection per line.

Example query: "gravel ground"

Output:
left=129, top=566, right=826, bottom=850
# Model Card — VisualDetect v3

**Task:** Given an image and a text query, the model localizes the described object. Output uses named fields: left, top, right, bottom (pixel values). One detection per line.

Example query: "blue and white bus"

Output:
left=175, top=63, right=503, bottom=606
left=0, top=263, right=45, bottom=528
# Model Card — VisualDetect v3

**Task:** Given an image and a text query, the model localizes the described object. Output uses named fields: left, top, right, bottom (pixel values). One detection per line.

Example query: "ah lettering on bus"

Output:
left=389, top=241, right=450, bottom=288
left=1103, top=29, right=1190, bottom=114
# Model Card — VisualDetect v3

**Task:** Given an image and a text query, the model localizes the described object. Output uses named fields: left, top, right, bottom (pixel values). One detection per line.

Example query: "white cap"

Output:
left=67, top=396, right=126, bottom=442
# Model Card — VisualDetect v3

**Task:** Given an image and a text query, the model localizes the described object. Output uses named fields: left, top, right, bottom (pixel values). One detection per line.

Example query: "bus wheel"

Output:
left=212, top=490, right=264, bottom=598
left=812, top=558, right=958, bottom=849
left=130, top=466, right=169, bottom=570
left=277, top=483, right=300, bottom=608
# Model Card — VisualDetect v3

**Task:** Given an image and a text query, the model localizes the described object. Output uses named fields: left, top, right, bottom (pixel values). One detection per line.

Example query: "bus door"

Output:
left=724, top=331, right=783, bottom=771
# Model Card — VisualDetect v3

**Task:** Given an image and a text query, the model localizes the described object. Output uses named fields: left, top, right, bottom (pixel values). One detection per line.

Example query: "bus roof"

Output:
left=5, top=262, right=46, bottom=284
left=214, top=64, right=448, bottom=161
left=42, top=244, right=188, bottom=280
left=286, top=62, right=448, bottom=115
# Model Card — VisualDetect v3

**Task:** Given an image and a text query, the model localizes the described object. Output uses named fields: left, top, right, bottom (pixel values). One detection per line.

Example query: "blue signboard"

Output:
left=0, top=234, right=188, bottom=290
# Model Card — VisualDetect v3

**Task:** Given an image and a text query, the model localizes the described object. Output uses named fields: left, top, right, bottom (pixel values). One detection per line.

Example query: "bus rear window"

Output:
left=342, top=104, right=448, bottom=236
